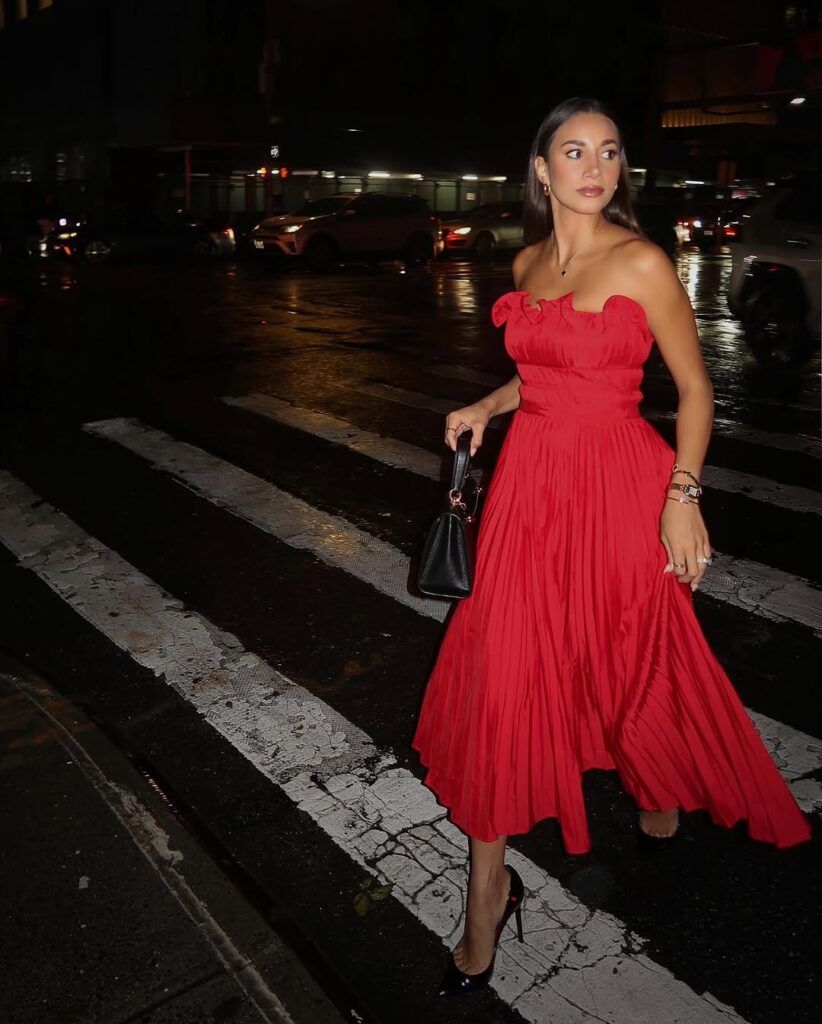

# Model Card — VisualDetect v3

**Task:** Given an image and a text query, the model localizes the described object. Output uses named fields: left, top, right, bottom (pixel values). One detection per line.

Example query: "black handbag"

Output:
left=417, top=431, right=482, bottom=599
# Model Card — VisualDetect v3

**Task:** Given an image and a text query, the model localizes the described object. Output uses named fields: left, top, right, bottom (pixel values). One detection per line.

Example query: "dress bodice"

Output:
left=491, top=291, right=653, bottom=420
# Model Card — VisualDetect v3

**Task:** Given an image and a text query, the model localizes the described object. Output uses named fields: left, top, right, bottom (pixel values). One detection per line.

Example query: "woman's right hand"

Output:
left=444, top=402, right=492, bottom=455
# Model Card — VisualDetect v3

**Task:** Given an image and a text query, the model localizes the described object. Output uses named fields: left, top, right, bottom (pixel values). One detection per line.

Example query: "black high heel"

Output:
left=437, top=864, right=525, bottom=998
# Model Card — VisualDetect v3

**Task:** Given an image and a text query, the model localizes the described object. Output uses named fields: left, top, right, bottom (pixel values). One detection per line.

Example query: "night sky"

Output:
left=277, top=1, right=663, bottom=173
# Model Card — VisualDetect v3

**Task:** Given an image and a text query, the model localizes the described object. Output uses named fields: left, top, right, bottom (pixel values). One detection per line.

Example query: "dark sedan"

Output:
left=48, top=211, right=236, bottom=263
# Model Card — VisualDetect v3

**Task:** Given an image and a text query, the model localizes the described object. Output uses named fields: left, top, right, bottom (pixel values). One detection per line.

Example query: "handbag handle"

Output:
left=449, top=430, right=472, bottom=508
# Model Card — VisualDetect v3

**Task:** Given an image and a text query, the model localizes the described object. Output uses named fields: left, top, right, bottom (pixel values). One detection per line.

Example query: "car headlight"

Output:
left=692, top=219, right=702, bottom=229
left=453, top=226, right=472, bottom=235
left=281, top=224, right=301, bottom=234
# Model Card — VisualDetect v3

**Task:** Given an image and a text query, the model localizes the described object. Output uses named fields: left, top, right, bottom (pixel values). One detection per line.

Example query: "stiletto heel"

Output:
left=438, top=865, right=525, bottom=997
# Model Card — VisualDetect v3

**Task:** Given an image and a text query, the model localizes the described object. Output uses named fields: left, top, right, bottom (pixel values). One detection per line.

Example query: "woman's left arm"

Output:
left=632, top=243, right=715, bottom=591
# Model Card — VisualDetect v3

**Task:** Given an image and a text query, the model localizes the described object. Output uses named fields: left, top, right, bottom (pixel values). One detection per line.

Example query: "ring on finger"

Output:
left=673, top=562, right=686, bottom=569
left=696, top=555, right=713, bottom=566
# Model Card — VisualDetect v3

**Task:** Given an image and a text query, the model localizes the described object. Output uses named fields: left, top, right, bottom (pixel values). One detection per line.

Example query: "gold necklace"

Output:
left=554, top=223, right=602, bottom=277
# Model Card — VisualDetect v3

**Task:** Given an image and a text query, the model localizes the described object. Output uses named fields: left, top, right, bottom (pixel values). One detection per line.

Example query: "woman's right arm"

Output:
left=443, top=377, right=521, bottom=454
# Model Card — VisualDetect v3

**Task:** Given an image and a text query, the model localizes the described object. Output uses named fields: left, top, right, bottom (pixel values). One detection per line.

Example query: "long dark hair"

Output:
left=523, top=97, right=642, bottom=245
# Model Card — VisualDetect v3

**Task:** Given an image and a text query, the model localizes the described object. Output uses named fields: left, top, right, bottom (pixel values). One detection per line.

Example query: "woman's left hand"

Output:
left=660, top=498, right=713, bottom=591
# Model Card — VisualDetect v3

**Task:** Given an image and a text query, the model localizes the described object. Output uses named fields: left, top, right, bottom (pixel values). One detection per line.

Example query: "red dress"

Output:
left=412, top=290, right=811, bottom=854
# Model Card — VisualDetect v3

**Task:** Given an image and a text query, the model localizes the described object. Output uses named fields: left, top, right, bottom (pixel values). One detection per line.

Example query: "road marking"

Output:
left=83, top=417, right=445, bottom=622
left=334, top=379, right=499, bottom=428
left=428, top=363, right=822, bottom=418
left=84, top=417, right=822, bottom=638
left=646, top=409, right=821, bottom=459
left=425, top=365, right=822, bottom=459
left=223, top=393, right=440, bottom=480
left=229, top=390, right=821, bottom=516
left=0, top=470, right=760, bottom=1024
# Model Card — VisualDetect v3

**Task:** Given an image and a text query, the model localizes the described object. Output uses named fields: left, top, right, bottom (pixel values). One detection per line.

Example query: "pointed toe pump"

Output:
left=438, top=864, right=525, bottom=998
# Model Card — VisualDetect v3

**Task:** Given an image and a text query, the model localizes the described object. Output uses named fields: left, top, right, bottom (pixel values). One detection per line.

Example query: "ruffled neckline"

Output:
left=492, top=290, right=650, bottom=332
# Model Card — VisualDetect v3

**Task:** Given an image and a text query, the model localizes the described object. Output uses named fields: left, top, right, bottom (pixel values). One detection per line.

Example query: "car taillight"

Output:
left=723, top=225, right=737, bottom=239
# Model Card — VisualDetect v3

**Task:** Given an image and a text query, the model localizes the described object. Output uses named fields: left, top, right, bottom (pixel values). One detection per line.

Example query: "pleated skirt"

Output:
left=411, top=409, right=811, bottom=854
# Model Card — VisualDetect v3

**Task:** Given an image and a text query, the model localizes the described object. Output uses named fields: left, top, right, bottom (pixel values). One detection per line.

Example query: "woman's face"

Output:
left=536, top=111, right=622, bottom=214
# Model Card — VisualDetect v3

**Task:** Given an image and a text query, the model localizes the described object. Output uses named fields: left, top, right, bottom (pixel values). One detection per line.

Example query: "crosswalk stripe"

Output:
left=84, top=417, right=822, bottom=636
left=335, top=379, right=501, bottom=426
left=223, top=394, right=440, bottom=480
left=647, top=409, right=821, bottom=459
left=0, top=469, right=756, bottom=1024
left=83, top=417, right=446, bottom=622
left=426, top=365, right=822, bottom=459
left=76, top=418, right=822, bottom=811
left=230, top=389, right=821, bottom=516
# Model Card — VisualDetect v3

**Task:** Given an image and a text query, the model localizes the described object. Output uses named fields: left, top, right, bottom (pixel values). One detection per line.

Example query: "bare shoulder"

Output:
left=617, top=235, right=678, bottom=281
left=512, top=243, right=543, bottom=289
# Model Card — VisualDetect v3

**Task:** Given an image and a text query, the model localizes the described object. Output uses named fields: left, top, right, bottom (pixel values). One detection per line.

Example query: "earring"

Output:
left=543, top=182, right=550, bottom=196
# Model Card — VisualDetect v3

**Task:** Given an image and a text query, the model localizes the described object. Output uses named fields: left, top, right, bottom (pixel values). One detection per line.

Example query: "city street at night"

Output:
left=0, top=250, right=819, bottom=1023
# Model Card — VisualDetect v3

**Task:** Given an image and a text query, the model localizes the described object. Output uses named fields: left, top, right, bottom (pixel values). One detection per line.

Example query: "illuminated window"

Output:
left=17, top=0, right=28, bottom=19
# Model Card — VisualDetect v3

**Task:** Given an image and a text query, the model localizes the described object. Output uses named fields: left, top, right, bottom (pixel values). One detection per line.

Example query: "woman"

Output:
left=411, top=98, right=811, bottom=998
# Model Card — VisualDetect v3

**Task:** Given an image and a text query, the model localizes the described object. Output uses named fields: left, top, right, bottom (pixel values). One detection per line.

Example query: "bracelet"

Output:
left=668, top=481, right=703, bottom=499
left=672, top=463, right=701, bottom=487
left=666, top=495, right=698, bottom=505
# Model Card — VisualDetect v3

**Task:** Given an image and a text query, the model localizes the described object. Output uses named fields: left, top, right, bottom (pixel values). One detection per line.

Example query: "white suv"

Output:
left=727, top=173, right=821, bottom=364
left=250, top=192, right=440, bottom=272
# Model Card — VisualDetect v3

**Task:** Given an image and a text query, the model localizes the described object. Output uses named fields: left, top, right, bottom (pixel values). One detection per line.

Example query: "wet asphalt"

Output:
left=0, top=248, right=819, bottom=1024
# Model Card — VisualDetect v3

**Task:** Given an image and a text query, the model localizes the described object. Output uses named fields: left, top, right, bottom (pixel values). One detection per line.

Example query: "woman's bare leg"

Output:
left=638, top=809, right=679, bottom=837
left=452, top=834, right=511, bottom=975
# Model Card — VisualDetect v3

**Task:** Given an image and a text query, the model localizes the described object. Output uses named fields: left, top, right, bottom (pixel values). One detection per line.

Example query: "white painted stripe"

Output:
left=84, top=417, right=822, bottom=637
left=428, top=363, right=506, bottom=388
left=80, top=418, right=446, bottom=622
left=426, top=365, right=822, bottom=459
left=428, top=364, right=822, bottom=418
left=223, top=393, right=441, bottom=480
left=0, top=471, right=758, bottom=1023
left=646, top=409, right=821, bottom=459
left=698, top=465, right=822, bottom=517
left=231, top=389, right=821, bottom=515
left=334, top=380, right=499, bottom=428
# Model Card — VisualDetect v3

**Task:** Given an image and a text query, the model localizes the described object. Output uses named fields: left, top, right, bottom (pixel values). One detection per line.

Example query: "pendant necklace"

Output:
left=555, top=222, right=602, bottom=277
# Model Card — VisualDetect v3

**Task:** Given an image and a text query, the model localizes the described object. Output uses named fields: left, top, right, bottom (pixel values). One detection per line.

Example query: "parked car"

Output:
left=727, top=173, right=821, bottom=364
left=48, top=210, right=236, bottom=263
left=441, top=202, right=524, bottom=258
left=675, top=202, right=750, bottom=252
left=250, top=193, right=440, bottom=272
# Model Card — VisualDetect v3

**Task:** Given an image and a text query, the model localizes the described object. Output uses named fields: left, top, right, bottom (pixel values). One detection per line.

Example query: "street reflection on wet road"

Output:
left=12, top=249, right=820, bottom=440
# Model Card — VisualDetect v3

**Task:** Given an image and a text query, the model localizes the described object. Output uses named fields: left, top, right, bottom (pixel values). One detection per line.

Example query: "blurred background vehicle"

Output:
left=47, top=209, right=237, bottom=263
left=674, top=200, right=754, bottom=252
left=441, top=202, right=524, bottom=258
left=727, top=172, right=821, bottom=365
left=250, top=193, right=440, bottom=272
